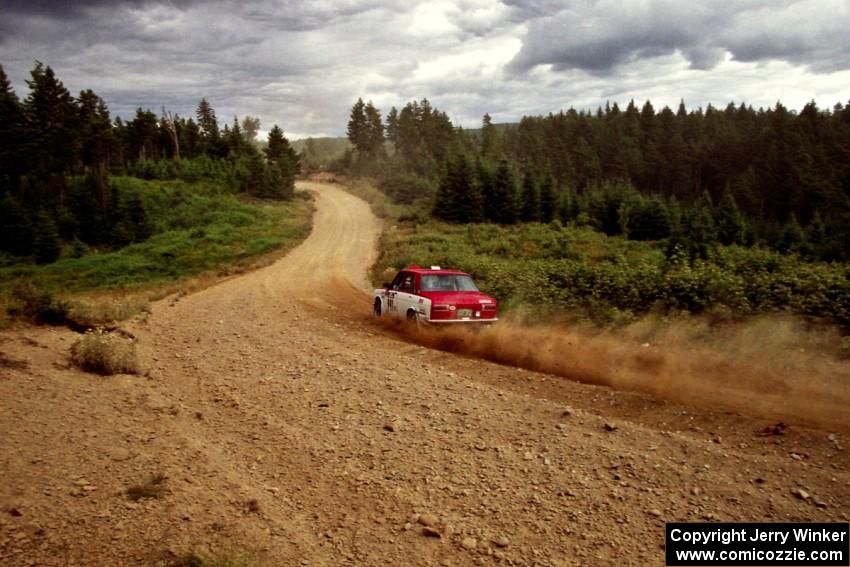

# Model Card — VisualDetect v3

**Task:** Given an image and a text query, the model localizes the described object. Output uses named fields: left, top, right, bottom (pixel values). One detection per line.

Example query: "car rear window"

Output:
left=421, top=274, right=479, bottom=292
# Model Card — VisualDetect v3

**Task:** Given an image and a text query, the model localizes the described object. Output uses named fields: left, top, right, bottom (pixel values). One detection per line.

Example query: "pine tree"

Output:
left=433, top=153, right=482, bottom=223
left=586, top=184, right=635, bottom=236
left=394, top=102, right=421, bottom=165
left=475, top=157, right=494, bottom=212
left=181, top=118, right=202, bottom=159
left=196, top=98, right=221, bottom=156
left=806, top=210, right=827, bottom=258
left=385, top=98, right=458, bottom=176
left=683, top=195, right=718, bottom=260
left=240, top=150, right=268, bottom=196
left=385, top=107, right=399, bottom=143
left=77, top=89, right=112, bottom=209
left=112, top=190, right=153, bottom=246
left=556, top=188, right=580, bottom=224
left=489, top=160, right=519, bottom=224
left=66, top=177, right=106, bottom=244
left=481, top=113, right=498, bottom=158
left=24, top=62, right=79, bottom=195
left=264, top=125, right=298, bottom=199
left=265, top=125, right=298, bottom=168
left=779, top=213, right=806, bottom=253
left=637, top=100, right=665, bottom=193
left=455, top=154, right=483, bottom=223
left=347, top=98, right=368, bottom=153
left=0, top=64, right=25, bottom=194
left=617, top=197, right=633, bottom=237
left=629, top=197, right=671, bottom=240
left=539, top=174, right=557, bottom=223
left=0, top=193, right=34, bottom=256
left=261, top=163, right=287, bottom=200
left=32, top=210, right=61, bottom=264
left=196, top=98, right=219, bottom=139
left=715, top=188, right=747, bottom=245
left=432, top=160, right=459, bottom=223
left=571, top=136, right=601, bottom=190
left=110, top=116, right=128, bottom=173
left=128, top=108, right=160, bottom=162
left=364, top=101, right=385, bottom=156
left=520, top=169, right=541, bottom=222
left=225, top=116, right=248, bottom=155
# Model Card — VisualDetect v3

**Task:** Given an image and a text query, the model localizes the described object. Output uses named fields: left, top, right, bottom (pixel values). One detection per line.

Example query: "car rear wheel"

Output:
left=406, top=309, right=420, bottom=326
left=373, top=298, right=382, bottom=317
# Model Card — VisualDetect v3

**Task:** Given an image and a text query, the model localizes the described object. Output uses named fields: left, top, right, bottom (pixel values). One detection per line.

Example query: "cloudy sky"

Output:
left=1, top=0, right=848, bottom=139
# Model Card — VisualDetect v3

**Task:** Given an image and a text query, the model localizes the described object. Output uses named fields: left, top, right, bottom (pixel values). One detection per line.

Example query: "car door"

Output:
left=394, top=271, right=419, bottom=318
left=384, top=271, right=405, bottom=318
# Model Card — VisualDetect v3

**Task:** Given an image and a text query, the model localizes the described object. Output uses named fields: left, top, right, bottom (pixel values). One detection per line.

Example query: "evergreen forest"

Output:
left=344, top=97, right=850, bottom=326
left=0, top=62, right=301, bottom=266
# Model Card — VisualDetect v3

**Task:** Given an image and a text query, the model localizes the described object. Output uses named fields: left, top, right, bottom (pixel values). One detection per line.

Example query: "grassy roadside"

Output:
left=329, top=175, right=425, bottom=221
left=0, top=178, right=314, bottom=328
left=371, top=219, right=850, bottom=329
left=376, top=222, right=850, bottom=414
left=365, top=190, right=850, bottom=370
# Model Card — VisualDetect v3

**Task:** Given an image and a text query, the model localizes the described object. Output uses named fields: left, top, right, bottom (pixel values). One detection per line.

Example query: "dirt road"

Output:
left=1, top=181, right=848, bottom=566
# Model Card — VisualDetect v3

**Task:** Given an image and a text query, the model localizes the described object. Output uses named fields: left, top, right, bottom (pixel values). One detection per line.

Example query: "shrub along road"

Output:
left=0, top=181, right=848, bottom=566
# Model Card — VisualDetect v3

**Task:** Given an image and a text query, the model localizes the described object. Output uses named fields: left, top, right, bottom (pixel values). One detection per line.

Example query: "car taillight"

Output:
left=432, top=304, right=450, bottom=311
left=482, top=304, right=497, bottom=311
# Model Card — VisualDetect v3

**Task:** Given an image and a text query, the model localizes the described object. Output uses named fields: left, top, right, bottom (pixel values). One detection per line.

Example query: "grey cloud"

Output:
left=683, top=46, right=726, bottom=70
left=241, top=1, right=404, bottom=31
left=501, top=0, right=569, bottom=20
left=508, top=0, right=850, bottom=75
left=720, top=2, right=850, bottom=72
left=1, top=0, right=847, bottom=139
left=1, top=0, right=402, bottom=42
left=0, top=0, right=418, bottom=137
left=0, top=0, right=192, bottom=44
left=1, top=0, right=199, bottom=18
left=508, top=2, right=716, bottom=74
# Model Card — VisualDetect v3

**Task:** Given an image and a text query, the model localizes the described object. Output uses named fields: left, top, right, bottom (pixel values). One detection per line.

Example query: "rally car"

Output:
left=373, top=265, right=498, bottom=325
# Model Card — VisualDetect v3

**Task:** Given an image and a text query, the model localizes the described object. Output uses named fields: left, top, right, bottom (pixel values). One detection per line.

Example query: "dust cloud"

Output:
left=384, top=312, right=850, bottom=431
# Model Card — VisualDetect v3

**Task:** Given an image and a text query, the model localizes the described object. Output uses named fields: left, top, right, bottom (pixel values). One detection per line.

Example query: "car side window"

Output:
left=400, top=273, right=415, bottom=293
left=390, top=272, right=405, bottom=290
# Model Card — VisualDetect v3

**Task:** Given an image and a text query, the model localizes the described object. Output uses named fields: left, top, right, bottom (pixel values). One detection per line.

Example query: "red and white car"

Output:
left=373, top=265, right=498, bottom=325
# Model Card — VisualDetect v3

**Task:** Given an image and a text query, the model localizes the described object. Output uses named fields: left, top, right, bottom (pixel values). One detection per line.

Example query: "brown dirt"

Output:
left=392, top=317, right=850, bottom=432
left=1, top=181, right=848, bottom=567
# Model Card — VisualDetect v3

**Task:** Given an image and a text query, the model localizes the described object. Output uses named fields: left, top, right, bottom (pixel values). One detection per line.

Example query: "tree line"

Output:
left=0, top=62, right=299, bottom=264
left=343, top=96, right=850, bottom=262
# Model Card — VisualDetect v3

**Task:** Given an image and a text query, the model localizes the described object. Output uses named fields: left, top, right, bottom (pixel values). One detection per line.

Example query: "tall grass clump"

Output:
left=70, top=329, right=139, bottom=375
left=170, top=551, right=256, bottom=567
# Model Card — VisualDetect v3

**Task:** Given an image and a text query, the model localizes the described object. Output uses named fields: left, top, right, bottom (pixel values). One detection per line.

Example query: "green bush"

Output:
left=373, top=221, right=850, bottom=327
left=0, top=178, right=313, bottom=305
left=8, top=282, right=69, bottom=325
left=378, top=165, right=436, bottom=204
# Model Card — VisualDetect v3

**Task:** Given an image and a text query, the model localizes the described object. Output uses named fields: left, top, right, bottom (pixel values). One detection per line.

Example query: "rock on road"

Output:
left=1, top=181, right=848, bottom=566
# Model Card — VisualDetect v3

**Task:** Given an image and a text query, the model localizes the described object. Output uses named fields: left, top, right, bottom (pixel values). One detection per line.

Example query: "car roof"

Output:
left=402, top=265, right=469, bottom=276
